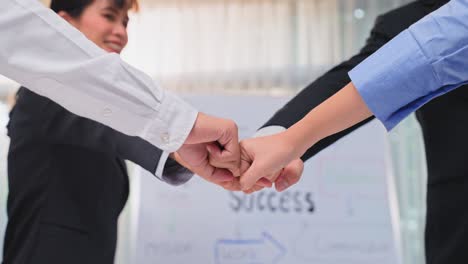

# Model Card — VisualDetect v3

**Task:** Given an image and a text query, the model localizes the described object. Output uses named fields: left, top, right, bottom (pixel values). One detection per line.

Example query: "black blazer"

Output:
left=262, top=1, right=468, bottom=264
left=3, top=88, right=189, bottom=264
left=263, top=0, right=453, bottom=162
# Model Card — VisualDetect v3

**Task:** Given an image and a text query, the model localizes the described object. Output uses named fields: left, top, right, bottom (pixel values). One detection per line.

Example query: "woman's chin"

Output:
left=102, top=46, right=121, bottom=54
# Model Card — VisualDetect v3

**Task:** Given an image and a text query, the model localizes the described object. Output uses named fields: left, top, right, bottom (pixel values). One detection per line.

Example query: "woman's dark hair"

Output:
left=50, top=0, right=139, bottom=18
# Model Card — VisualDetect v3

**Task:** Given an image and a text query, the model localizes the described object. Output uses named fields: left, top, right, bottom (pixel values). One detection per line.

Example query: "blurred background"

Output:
left=0, top=0, right=426, bottom=263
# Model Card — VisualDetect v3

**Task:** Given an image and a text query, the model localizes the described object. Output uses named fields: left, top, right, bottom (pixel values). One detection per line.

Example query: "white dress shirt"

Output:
left=1, top=0, right=198, bottom=155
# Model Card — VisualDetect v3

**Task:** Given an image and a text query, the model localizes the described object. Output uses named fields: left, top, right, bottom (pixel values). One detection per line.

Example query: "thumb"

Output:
left=275, top=159, right=304, bottom=192
left=206, top=143, right=222, bottom=158
left=240, top=161, right=263, bottom=191
left=207, top=142, right=241, bottom=176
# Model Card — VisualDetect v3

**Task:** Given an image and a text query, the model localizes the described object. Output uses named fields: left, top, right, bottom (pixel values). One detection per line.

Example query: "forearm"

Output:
left=349, top=0, right=468, bottom=130
left=1, top=0, right=197, bottom=152
left=285, top=82, right=372, bottom=158
left=301, top=118, right=373, bottom=160
left=20, top=88, right=190, bottom=183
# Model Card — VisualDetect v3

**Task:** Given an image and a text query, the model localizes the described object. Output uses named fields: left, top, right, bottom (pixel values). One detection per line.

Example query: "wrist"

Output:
left=172, top=151, right=192, bottom=171
left=283, top=126, right=319, bottom=158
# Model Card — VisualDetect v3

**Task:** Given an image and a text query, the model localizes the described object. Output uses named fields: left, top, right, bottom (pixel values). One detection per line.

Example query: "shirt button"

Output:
left=102, top=108, right=113, bottom=117
left=160, top=132, right=170, bottom=143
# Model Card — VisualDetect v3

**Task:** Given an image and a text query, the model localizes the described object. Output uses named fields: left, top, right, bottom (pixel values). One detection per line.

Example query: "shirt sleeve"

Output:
left=158, top=154, right=194, bottom=186
left=0, top=0, right=198, bottom=152
left=254, top=126, right=287, bottom=137
left=349, top=0, right=468, bottom=130
left=9, top=87, right=193, bottom=185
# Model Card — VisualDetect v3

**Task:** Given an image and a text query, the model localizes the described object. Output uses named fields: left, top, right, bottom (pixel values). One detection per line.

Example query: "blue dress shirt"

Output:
left=349, top=0, right=468, bottom=130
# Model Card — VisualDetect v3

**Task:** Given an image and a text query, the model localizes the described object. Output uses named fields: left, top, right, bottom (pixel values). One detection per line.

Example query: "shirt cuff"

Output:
left=348, top=30, right=440, bottom=131
left=254, top=125, right=286, bottom=137
left=154, top=152, right=194, bottom=186
left=155, top=151, right=170, bottom=179
left=141, top=91, right=198, bottom=153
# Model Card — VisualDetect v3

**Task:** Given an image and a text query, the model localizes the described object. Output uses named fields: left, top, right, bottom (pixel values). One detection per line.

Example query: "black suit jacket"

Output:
left=263, top=0, right=451, bottom=161
left=262, top=1, right=468, bottom=263
left=3, top=88, right=190, bottom=264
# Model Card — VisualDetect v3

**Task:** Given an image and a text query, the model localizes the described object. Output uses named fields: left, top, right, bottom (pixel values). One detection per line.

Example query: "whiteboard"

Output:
left=131, top=95, right=401, bottom=264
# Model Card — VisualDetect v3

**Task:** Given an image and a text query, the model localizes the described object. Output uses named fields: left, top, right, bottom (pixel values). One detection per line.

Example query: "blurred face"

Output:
left=59, top=0, right=130, bottom=54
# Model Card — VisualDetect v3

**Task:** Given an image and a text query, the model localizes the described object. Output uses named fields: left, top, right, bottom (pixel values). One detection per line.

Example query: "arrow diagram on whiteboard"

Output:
left=214, top=232, right=286, bottom=264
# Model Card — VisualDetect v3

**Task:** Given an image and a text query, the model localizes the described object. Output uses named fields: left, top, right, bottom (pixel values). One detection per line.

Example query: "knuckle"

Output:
left=227, top=119, right=238, bottom=130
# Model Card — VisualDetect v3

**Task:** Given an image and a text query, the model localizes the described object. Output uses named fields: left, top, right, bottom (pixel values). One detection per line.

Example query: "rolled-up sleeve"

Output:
left=349, top=0, right=468, bottom=130
left=0, top=0, right=197, bottom=152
